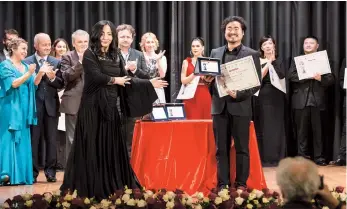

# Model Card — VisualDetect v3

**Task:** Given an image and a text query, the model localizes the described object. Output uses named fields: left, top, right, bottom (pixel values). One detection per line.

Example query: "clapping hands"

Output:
left=150, top=77, right=168, bottom=88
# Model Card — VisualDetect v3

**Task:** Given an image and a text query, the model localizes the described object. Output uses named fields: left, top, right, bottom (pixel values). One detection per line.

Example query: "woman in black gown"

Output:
left=60, top=20, right=168, bottom=199
left=254, top=35, right=286, bottom=167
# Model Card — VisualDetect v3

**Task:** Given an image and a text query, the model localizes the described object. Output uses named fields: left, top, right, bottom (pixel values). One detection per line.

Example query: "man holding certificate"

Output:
left=207, top=16, right=261, bottom=189
left=288, top=36, right=335, bottom=166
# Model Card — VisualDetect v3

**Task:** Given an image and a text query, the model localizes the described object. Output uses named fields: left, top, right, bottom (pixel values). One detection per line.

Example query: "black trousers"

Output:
left=339, top=102, right=346, bottom=160
left=212, top=107, right=250, bottom=187
left=125, top=117, right=138, bottom=158
left=294, top=106, right=323, bottom=160
left=31, top=105, right=58, bottom=179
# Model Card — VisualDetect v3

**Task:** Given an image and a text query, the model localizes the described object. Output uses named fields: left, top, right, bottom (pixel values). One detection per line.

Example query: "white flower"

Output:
left=126, top=198, right=136, bottom=206
left=115, top=198, right=122, bottom=205
left=254, top=190, right=264, bottom=198
left=84, top=198, right=91, bottom=205
left=56, top=203, right=61, bottom=208
left=137, top=199, right=147, bottom=207
left=247, top=203, right=253, bottom=209
left=181, top=198, right=186, bottom=205
left=215, top=197, right=223, bottom=205
left=166, top=191, right=176, bottom=200
left=24, top=200, right=33, bottom=207
left=248, top=193, right=257, bottom=200
left=166, top=200, right=175, bottom=209
left=186, top=197, right=193, bottom=206
left=125, top=189, right=132, bottom=194
left=144, top=193, right=149, bottom=200
left=100, top=199, right=111, bottom=208
left=72, top=190, right=78, bottom=198
left=222, top=194, right=230, bottom=201
left=163, top=194, right=170, bottom=202
left=331, top=192, right=340, bottom=199
left=218, top=189, right=229, bottom=197
left=62, top=201, right=71, bottom=208
left=53, top=190, right=61, bottom=197
left=237, top=189, right=243, bottom=195
left=89, top=206, right=96, bottom=209
left=253, top=200, right=259, bottom=205
left=196, top=192, right=204, bottom=200
left=235, top=197, right=245, bottom=205
left=262, top=197, right=269, bottom=204
left=22, top=193, right=32, bottom=201
left=64, top=194, right=73, bottom=201
left=203, top=197, right=210, bottom=203
left=122, top=194, right=130, bottom=203
left=195, top=204, right=203, bottom=209
left=322, top=206, right=329, bottom=209
left=44, top=193, right=53, bottom=203
left=146, top=190, right=154, bottom=197
left=339, top=193, right=347, bottom=202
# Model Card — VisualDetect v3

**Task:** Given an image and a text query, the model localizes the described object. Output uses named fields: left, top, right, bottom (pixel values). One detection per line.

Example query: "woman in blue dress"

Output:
left=0, top=38, right=47, bottom=185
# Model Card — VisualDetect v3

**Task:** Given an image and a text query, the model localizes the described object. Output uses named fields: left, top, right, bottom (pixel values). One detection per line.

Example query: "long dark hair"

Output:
left=50, top=38, right=70, bottom=57
left=90, top=20, right=118, bottom=60
left=190, top=37, right=205, bottom=56
left=258, top=35, right=277, bottom=58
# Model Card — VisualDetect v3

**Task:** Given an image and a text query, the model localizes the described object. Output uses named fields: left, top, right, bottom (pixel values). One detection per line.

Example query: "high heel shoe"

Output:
left=0, top=175, right=10, bottom=184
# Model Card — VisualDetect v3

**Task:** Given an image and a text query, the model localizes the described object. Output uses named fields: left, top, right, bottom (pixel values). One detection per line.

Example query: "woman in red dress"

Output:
left=180, top=37, right=212, bottom=119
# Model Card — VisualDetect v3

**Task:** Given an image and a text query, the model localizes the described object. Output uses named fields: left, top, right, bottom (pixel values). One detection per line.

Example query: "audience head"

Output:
left=2, top=29, right=19, bottom=51
left=34, top=33, right=52, bottom=57
left=72, top=29, right=89, bottom=54
left=276, top=156, right=321, bottom=203
left=190, top=37, right=205, bottom=57
left=8, top=37, right=28, bottom=61
left=90, top=20, right=118, bottom=59
left=303, top=35, right=319, bottom=54
left=140, top=32, right=159, bottom=53
left=51, top=38, right=70, bottom=59
left=116, top=24, right=136, bottom=49
left=259, top=35, right=277, bottom=58
left=221, top=16, right=247, bottom=45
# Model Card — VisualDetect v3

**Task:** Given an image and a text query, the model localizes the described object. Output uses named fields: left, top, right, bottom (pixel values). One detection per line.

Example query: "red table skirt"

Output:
left=131, top=120, right=267, bottom=195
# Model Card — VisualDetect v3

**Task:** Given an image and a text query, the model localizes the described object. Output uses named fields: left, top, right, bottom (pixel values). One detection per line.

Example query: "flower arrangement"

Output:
left=1, top=186, right=345, bottom=209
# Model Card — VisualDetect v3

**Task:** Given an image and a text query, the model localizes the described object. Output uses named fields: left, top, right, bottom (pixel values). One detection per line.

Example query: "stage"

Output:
left=0, top=166, right=345, bottom=203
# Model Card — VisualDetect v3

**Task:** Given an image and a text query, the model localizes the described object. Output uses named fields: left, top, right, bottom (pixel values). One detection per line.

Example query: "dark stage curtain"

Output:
left=0, top=1, right=345, bottom=161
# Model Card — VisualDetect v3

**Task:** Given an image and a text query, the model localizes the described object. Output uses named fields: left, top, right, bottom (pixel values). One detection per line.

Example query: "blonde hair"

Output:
left=8, top=37, right=28, bottom=56
left=139, top=32, right=159, bottom=52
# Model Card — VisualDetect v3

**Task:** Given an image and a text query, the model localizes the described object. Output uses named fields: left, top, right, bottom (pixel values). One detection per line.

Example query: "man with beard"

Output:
left=115, top=24, right=150, bottom=158
left=24, top=33, right=64, bottom=183
left=288, top=36, right=335, bottom=166
left=0, top=29, right=19, bottom=62
left=59, top=30, right=90, bottom=163
left=208, top=16, right=262, bottom=189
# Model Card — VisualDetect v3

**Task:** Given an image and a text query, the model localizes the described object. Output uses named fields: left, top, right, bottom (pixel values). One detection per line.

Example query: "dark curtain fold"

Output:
left=0, top=1, right=345, bottom=161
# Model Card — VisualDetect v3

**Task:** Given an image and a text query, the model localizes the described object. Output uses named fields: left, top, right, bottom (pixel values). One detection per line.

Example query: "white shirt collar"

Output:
left=35, top=52, right=48, bottom=64
left=3, top=49, right=10, bottom=59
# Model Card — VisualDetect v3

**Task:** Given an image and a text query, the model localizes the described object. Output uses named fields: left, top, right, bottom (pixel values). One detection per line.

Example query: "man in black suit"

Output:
left=24, top=33, right=64, bottom=183
left=288, top=36, right=335, bottom=166
left=59, top=29, right=89, bottom=163
left=208, top=16, right=261, bottom=189
left=0, top=29, right=19, bottom=62
left=330, top=58, right=346, bottom=166
left=116, top=24, right=150, bottom=158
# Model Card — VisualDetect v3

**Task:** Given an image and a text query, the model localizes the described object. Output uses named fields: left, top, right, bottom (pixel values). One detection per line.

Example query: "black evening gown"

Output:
left=60, top=49, right=157, bottom=199
left=253, top=59, right=287, bottom=167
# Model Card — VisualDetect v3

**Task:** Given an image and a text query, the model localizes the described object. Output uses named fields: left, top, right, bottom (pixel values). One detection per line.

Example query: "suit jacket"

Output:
left=209, top=45, right=262, bottom=116
left=23, top=54, right=64, bottom=117
left=120, top=48, right=150, bottom=79
left=59, top=50, right=84, bottom=115
left=288, top=57, right=335, bottom=110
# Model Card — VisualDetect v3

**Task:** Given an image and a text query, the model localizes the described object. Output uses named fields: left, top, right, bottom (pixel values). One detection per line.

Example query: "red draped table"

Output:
left=130, top=120, right=267, bottom=195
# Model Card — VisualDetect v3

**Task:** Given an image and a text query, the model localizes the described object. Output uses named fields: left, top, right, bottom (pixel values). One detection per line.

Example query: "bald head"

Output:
left=276, top=157, right=320, bottom=203
left=34, top=33, right=51, bottom=56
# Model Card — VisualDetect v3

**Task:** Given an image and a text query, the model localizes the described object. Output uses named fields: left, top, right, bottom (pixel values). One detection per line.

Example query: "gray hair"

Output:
left=34, top=33, right=50, bottom=45
left=71, top=29, right=89, bottom=43
left=276, top=157, right=320, bottom=203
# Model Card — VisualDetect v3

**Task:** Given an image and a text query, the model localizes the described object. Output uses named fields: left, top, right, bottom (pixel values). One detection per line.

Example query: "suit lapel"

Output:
left=71, top=50, right=79, bottom=65
left=32, top=55, right=40, bottom=73
left=128, top=48, right=136, bottom=62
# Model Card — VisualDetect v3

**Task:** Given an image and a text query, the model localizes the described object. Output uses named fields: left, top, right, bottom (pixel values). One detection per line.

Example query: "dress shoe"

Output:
left=315, top=158, right=327, bottom=166
left=329, top=159, right=346, bottom=166
left=46, top=176, right=57, bottom=182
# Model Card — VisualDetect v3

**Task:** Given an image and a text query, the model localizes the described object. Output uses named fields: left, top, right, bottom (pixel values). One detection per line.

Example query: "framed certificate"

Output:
left=194, top=57, right=221, bottom=76
left=165, top=103, right=186, bottom=120
left=142, top=105, right=169, bottom=121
